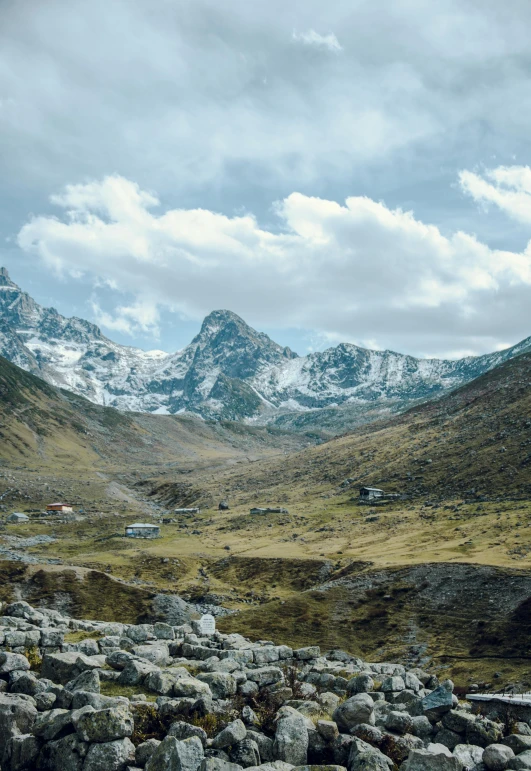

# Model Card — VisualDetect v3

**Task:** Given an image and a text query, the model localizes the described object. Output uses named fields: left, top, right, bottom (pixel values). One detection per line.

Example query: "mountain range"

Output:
left=1, top=267, right=530, bottom=432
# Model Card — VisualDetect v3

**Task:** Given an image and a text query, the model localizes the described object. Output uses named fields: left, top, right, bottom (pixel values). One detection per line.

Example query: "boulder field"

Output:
left=0, top=600, right=529, bottom=771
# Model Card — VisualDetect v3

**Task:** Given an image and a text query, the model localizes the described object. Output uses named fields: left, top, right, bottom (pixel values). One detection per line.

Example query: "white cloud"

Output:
left=91, top=296, right=160, bottom=337
left=459, top=165, right=531, bottom=225
left=16, top=174, right=531, bottom=355
left=292, top=29, right=342, bottom=52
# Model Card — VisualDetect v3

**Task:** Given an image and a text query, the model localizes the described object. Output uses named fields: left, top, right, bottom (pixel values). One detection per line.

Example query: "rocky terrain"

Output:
left=3, top=599, right=531, bottom=771
left=1, top=268, right=530, bottom=430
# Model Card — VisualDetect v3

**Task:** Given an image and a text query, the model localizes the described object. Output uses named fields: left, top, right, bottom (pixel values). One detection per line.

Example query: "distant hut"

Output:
left=7, top=512, right=29, bottom=523
left=46, top=503, right=73, bottom=513
left=359, top=487, right=384, bottom=502
left=125, top=523, right=160, bottom=539
left=174, top=508, right=200, bottom=515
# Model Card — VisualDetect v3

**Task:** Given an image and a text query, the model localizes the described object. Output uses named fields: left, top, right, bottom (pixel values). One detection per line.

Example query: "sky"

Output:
left=2, top=0, right=531, bottom=359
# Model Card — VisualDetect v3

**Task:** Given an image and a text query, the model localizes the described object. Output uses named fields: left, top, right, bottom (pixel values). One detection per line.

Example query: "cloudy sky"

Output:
left=2, top=0, right=531, bottom=359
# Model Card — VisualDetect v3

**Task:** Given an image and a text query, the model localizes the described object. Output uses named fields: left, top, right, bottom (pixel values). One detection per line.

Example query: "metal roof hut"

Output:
left=125, top=523, right=161, bottom=539
left=7, top=512, right=29, bottom=523
left=359, top=487, right=385, bottom=501
left=46, top=503, right=73, bottom=512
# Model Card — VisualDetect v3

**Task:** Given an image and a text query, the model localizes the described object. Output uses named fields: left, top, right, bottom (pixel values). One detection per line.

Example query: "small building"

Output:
left=174, top=508, right=200, bottom=515
left=46, top=502, right=73, bottom=513
left=359, top=487, right=384, bottom=501
left=250, top=507, right=289, bottom=515
left=125, top=523, right=160, bottom=539
left=7, top=512, right=29, bottom=523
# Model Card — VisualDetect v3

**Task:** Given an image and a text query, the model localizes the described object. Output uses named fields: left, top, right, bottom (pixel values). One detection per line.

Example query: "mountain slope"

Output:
left=1, top=267, right=530, bottom=427
left=172, top=348, right=531, bottom=503
left=0, top=354, right=313, bottom=470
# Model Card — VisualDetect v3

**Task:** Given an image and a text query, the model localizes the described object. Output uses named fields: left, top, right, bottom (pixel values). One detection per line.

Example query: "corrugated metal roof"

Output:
left=126, top=523, right=159, bottom=528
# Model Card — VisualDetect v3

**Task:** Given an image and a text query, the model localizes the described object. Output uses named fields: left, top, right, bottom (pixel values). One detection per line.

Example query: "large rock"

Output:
left=483, top=745, right=515, bottom=771
left=37, top=732, right=89, bottom=771
left=453, top=744, right=484, bottom=770
left=173, top=676, right=212, bottom=699
left=117, top=659, right=159, bottom=686
left=83, top=737, right=135, bottom=771
left=348, top=738, right=393, bottom=770
left=508, top=751, right=531, bottom=769
left=41, top=653, right=100, bottom=685
left=421, top=686, right=454, bottom=722
left=0, top=653, right=30, bottom=674
left=1, top=733, right=41, bottom=771
left=66, top=669, right=101, bottom=694
left=76, top=705, right=133, bottom=743
left=212, top=719, right=247, bottom=749
left=197, top=672, right=237, bottom=699
left=146, top=735, right=204, bottom=771
left=0, top=693, right=37, bottom=747
left=402, top=747, right=463, bottom=770
left=152, top=593, right=193, bottom=626
left=333, top=694, right=375, bottom=732
left=503, top=736, right=531, bottom=754
left=274, top=709, right=309, bottom=766
left=133, top=643, right=171, bottom=667
left=467, top=718, right=504, bottom=748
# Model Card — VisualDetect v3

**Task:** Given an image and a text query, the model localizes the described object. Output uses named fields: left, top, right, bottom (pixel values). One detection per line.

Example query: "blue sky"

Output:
left=2, top=0, right=531, bottom=359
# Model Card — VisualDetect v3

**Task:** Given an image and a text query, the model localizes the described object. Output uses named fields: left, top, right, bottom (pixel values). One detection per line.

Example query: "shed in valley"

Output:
left=359, top=487, right=384, bottom=501
left=174, top=508, right=200, bottom=515
left=7, top=512, right=29, bottom=523
left=46, top=502, right=73, bottom=513
left=125, top=523, right=161, bottom=539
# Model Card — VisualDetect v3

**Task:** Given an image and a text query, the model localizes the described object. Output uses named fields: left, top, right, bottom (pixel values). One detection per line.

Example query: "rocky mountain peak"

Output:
left=0, top=267, right=528, bottom=428
left=0, top=267, right=18, bottom=289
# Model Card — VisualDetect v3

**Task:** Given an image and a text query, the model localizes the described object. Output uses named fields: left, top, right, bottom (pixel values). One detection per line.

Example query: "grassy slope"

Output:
left=0, top=354, right=313, bottom=471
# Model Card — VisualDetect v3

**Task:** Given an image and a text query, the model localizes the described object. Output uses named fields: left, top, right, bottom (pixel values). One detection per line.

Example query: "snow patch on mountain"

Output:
left=0, top=267, right=529, bottom=425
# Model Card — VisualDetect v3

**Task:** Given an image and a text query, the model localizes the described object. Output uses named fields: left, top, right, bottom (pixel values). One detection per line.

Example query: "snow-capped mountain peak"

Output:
left=0, top=268, right=529, bottom=426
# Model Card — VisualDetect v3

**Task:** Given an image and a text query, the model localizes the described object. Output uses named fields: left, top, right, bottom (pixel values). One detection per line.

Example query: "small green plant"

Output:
left=24, top=646, right=42, bottom=671
left=131, top=703, right=171, bottom=745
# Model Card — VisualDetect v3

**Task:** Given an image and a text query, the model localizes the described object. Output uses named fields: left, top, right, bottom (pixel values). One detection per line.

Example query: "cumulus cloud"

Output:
left=292, top=29, right=342, bottom=52
left=16, top=174, right=531, bottom=355
left=460, top=165, right=531, bottom=225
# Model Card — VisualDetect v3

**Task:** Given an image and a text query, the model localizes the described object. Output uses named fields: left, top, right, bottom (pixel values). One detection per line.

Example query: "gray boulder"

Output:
left=200, top=760, right=243, bottom=771
left=503, top=736, right=531, bottom=755
left=347, top=675, right=374, bottom=696
left=483, top=745, right=514, bottom=771
left=508, top=751, right=531, bottom=770
left=76, top=705, right=133, bottom=743
left=421, top=686, right=454, bottom=722
left=197, top=672, right=237, bottom=699
left=229, top=738, right=260, bottom=768
left=66, top=669, right=101, bottom=694
left=41, top=653, right=100, bottom=685
left=274, top=709, right=308, bottom=766
left=117, top=659, right=159, bottom=686
left=37, top=732, right=89, bottom=771
left=0, top=693, right=37, bottom=746
left=402, top=747, right=463, bottom=770
left=145, top=735, right=204, bottom=771
left=168, top=721, right=208, bottom=746
left=453, top=744, right=484, bottom=770
left=333, top=694, right=375, bottom=732
left=0, top=653, right=30, bottom=674
left=1, top=733, right=41, bottom=771
left=212, top=719, right=247, bottom=749
left=83, top=737, right=135, bottom=771
left=348, top=738, right=393, bottom=770
left=136, top=738, right=161, bottom=767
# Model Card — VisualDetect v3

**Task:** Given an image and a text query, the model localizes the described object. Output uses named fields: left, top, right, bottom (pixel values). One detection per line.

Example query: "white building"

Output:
left=125, top=523, right=161, bottom=539
left=7, top=512, right=29, bottom=523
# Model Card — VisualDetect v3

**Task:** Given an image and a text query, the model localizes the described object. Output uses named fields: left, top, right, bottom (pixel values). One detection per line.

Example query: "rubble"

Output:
left=0, top=599, right=530, bottom=771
